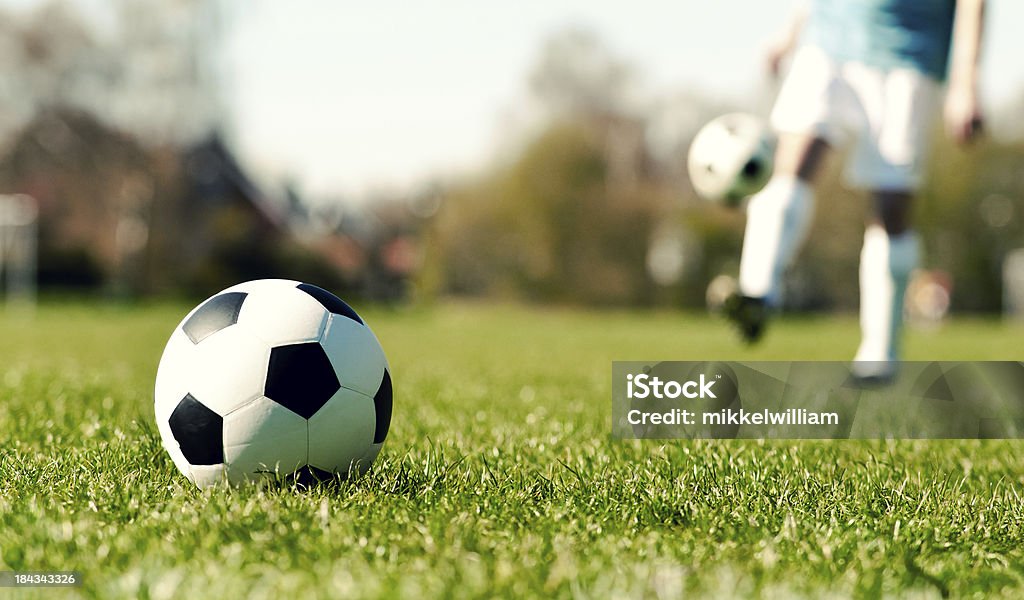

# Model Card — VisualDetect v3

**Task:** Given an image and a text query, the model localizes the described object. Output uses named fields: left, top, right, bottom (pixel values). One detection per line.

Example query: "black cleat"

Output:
left=722, top=293, right=768, bottom=344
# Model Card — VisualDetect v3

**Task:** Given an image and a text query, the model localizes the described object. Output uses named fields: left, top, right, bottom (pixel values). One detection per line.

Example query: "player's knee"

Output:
left=883, top=221, right=908, bottom=236
left=872, top=190, right=914, bottom=235
left=773, top=135, right=830, bottom=182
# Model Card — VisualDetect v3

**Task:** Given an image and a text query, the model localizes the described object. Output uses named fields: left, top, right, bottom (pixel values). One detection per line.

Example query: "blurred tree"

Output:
left=428, top=29, right=670, bottom=306
left=105, top=0, right=224, bottom=146
left=0, top=0, right=223, bottom=150
left=433, top=122, right=664, bottom=305
left=0, top=1, right=359, bottom=299
left=918, top=136, right=1024, bottom=312
left=529, top=28, right=635, bottom=119
left=0, top=1, right=96, bottom=143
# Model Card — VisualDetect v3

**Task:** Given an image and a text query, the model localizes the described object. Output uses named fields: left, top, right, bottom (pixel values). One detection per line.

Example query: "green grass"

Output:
left=2, top=301, right=1024, bottom=598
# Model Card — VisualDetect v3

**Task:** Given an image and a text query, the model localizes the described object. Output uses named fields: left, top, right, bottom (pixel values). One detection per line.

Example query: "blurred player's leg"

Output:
left=853, top=192, right=919, bottom=380
left=845, top=66, right=938, bottom=379
left=738, top=134, right=827, bottom=302
left=725, top=44, right=842, bottom=343
left=727, top=135, right=827, bottom=342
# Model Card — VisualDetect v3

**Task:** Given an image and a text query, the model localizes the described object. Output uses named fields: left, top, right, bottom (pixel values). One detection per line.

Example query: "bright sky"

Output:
left=222, top=0, right=797, bottom=199
left=3, top=0, right=1023, bottom=202
left=222, top=0, right=1024, bottom=202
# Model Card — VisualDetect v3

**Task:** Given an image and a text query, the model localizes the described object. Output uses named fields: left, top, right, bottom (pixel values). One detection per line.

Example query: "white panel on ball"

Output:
left=157, top=420, right=194, bottom=478
left=236, top=284, right=329, bottom=346
left=187, top=326, right=269, bottom=417
left=223, top=395, right=308, bottom=483
left=320, top=315, right=388, bottom=397
left=189, top=464, right=226, bottom=489
left=307, top=387, right=376, bottom=474
left=154, top=329, right=197, bottom=477
left=154, top=328, right=195, bottom=422
left=222, top=278, right=300, bottom=295
left=357, top=443, right=384, bottom=475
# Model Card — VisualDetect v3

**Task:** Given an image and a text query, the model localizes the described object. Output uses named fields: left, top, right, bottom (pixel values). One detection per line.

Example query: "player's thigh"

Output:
left=845, top=66, right=942, bottom=191
left=769, top=46, right=840, bottom=182
left=774, top=134, right=831, bottom=181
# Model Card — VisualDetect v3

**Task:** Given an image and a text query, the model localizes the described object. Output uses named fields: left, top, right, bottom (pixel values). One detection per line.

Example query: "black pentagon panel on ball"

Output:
left=168, top=394, right=224, bottom=465
left=742, top=158, right=763, bottom=179
left=286, top=465, right=339, bottom=488
left=373, top=369, right=393, bottom=444
left=182, top=292, right=247, bottom=344
left=265, top=342, right=341, bottom=419
left=296, top=283, right=363, bottom=325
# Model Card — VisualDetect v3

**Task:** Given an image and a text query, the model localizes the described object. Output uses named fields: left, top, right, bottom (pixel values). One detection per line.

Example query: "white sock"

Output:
left=854, top=226, right=919, bottom=371
left=738, top=175, right=814, bottom=304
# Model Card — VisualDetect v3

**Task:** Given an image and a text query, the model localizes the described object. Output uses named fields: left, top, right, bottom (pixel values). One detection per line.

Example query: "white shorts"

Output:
left=770, top=46, right=942, bottom=191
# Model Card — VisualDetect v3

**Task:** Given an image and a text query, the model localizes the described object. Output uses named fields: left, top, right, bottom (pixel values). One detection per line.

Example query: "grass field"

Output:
left=2, top=301, right=1024, bottom=598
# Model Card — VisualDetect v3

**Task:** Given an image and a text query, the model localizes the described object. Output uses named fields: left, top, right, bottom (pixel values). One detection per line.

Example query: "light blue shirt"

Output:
left=804, top=0, right=957, bottom=81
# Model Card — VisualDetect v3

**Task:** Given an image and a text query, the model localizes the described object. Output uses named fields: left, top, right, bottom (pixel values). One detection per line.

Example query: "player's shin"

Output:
left=854, top=225, right=920, bottom=374
left=737, top=175, right=814, bottom=305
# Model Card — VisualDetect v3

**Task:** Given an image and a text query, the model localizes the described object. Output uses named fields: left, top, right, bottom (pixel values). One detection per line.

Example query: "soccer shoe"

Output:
left=846, top=371, right=897, bottom=389
left=847, top=361, right=898, bottom=388
left=721, top=293, right=768, bottom=344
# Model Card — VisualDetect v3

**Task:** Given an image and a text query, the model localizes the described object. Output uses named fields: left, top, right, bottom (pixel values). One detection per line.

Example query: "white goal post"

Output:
left=0, top=194, right=38, bottom=307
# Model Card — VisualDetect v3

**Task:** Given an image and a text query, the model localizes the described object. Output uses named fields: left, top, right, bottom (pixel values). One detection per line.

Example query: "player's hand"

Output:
left=944, top=82, right=983, bottom=145
left=764, top=40, right=790, bottom=79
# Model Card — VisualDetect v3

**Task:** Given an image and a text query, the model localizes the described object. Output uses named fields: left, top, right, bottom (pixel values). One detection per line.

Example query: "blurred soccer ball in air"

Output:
left=687, top=113, right=776, bottom=207
left=154, top=279, right=393, bottom=489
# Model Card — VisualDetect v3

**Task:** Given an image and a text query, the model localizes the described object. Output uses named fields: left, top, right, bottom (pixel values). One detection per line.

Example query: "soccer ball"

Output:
left=154, top=279, right=392, bottom=489
left=687, top=113, right=776, bottom=207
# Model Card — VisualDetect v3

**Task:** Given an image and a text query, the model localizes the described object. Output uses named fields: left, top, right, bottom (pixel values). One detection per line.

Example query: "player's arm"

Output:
left=946, top=0, right=985, bottom=144
left=765, top=1, right=808, bottom=77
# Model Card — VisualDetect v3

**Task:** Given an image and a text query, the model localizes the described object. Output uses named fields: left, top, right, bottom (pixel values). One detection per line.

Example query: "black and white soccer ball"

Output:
left=687, top=113, right=776, bottom=207
left=154, top=279, right=392, bottom=489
